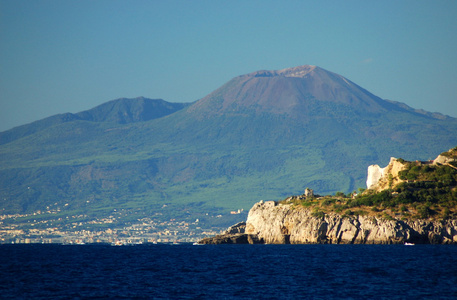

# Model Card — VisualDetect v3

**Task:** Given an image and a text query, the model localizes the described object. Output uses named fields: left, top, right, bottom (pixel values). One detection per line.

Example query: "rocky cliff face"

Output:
left=200, top=200, right=457, bottom=244
left=366, top=157, right=407, bottom=191
left=245, top=201, right=457, bottom=244
left=433, top=147, right=457, bottom=166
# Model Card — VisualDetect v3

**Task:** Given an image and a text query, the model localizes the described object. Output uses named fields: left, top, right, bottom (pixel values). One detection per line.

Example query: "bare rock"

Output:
left=366, top=157, right=407, bottom=191
left=243, top=200, right=457, bottom=244
left=224, top=222, right=246, bottom=234
left=198, top=233, right=263, bottom=245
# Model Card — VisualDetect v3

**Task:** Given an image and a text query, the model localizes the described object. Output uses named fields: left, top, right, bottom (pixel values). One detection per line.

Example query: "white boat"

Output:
left=404, top=242, right=415, bottom=246
left=112, top=240, right=124, bottom=246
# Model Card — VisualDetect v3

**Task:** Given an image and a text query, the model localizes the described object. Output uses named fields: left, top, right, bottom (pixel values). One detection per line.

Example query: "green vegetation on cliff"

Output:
left=280, top=147, right=457, bottom=221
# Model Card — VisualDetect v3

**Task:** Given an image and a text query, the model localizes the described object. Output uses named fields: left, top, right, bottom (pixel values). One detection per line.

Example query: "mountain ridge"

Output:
left=0, top=97, right=189, bottom=145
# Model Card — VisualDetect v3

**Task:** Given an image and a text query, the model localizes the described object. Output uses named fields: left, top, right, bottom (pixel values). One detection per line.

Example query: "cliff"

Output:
left=200, top=200, right=457, bottom=244
left=366, top=146, right=457, bottom=191
left=433, top=147, right=457, bottom=167
left=200, top=147, right=457, bottom=245
left=366, top=157, right=407, bottom=191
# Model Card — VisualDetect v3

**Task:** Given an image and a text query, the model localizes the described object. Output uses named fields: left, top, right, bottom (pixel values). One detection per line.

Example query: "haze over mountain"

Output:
left=1, top=65, right=456, bottom=224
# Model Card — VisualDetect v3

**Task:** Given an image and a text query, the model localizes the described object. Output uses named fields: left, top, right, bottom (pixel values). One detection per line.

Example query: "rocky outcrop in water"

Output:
left=198, top=222, right=264, bottom=244
left=200, top=201, right=457, bottom=244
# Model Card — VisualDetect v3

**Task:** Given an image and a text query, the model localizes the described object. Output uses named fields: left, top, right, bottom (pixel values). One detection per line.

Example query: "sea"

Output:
left=1, top=244, right=456, bottom=299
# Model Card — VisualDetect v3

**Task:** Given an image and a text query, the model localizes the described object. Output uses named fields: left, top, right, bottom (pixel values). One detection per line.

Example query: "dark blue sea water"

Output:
left=1, top=244, right=456, bottom=299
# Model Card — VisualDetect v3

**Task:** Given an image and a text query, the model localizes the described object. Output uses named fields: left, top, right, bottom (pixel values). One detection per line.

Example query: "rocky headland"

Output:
left=200, top=147, right=457, bottom=245
left=200, top=200, right=457, bottom=244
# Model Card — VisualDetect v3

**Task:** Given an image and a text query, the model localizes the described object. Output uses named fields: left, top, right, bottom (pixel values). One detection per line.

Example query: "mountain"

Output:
left=0, top=97, right=189, bottom=145
left=1, top=65, right=457, bottom=227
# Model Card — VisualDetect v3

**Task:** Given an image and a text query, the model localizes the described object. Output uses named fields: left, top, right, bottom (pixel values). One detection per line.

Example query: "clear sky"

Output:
left=1, top=0, right=457, bottom=131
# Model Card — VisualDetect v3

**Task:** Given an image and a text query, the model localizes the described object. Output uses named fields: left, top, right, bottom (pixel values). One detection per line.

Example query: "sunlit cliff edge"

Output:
left=200, top=147, right=457, bottom=244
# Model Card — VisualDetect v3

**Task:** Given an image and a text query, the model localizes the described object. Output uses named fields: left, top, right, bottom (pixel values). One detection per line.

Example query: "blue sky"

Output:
left=1, top=0, right=457, bottom=131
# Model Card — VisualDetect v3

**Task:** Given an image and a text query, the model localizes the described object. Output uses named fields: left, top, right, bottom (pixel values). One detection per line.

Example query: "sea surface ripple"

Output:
left=1, top=244, right=456, bottom=299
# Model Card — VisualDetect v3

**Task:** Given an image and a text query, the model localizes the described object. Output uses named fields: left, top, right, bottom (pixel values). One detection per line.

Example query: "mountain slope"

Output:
left=1, top=65, right=457, bottom=223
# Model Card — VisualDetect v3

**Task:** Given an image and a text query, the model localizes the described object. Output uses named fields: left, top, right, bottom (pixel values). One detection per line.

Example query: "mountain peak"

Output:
left=278, top=65, right=317, bottom=78
left=75, top=97, right=188, bottom=124
left=244, top=65, right=317, bottom=78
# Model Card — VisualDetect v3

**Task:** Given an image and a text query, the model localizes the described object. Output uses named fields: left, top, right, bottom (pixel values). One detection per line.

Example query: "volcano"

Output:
left=189, top=65, right=390, bottom=117
left=1, top=65, right=457, bottom=221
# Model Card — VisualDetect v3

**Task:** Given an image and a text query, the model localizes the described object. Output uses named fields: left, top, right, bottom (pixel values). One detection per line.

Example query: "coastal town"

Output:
left=0, top=208, right=245, bottom=245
